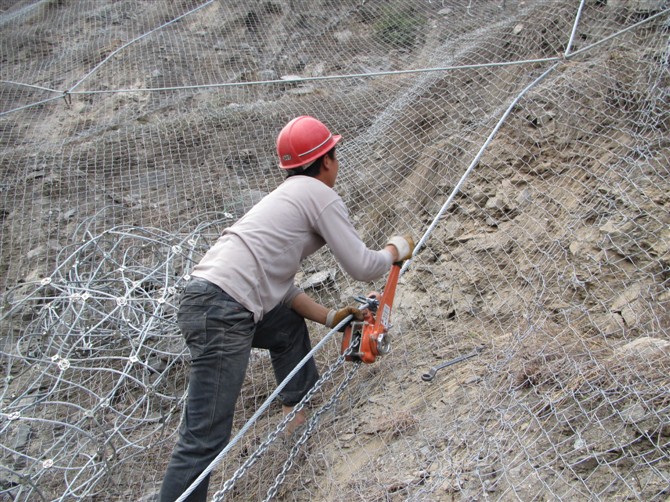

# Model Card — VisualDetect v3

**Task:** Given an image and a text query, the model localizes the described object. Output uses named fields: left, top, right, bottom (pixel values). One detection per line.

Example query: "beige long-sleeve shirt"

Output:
left=191, top=175, right=393, bottom=322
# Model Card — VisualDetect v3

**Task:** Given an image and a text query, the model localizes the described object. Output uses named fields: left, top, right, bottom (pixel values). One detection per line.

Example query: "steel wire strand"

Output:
left=248, top=9, right=668, bottom=498
left=262, top=363, right=361, bottom=502
left=210, top=59, right=555, bottom=490
left=1, top=3, right=668, bottom=500
left=0, top=53, right=617, bottom=502
left=201, top=65, right=561, bottom=498
left=0, top=222, right=209, bottom=499
left=176, top=321, right=357, bottom=502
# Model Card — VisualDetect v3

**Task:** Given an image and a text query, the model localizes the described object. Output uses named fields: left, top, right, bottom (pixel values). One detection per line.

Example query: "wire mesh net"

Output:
left=1, top=0, right=669, bottom=500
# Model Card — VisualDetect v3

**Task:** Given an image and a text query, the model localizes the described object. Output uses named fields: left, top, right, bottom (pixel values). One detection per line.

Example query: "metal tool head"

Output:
left=421, top=369, right=436, bottom=382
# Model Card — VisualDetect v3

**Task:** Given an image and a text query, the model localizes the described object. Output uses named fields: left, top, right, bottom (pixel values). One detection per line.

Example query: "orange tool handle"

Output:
left=372, top=261, right=402, bottom=335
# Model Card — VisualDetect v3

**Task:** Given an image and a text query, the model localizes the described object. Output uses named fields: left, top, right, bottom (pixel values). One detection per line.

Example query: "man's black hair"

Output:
left=285, top=147, right=336, bottom=178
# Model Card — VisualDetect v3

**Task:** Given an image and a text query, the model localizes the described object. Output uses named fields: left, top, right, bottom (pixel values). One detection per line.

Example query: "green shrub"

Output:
left=374, top=7, right=425, bottom=49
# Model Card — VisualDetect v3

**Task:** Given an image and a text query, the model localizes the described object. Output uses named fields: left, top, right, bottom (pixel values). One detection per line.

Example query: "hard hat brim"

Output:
left=279, top=134, right=342, bottom=169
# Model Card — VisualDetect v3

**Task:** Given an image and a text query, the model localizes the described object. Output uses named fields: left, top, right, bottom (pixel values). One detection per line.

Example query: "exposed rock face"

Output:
left=0, top=1, right=669, bottom=501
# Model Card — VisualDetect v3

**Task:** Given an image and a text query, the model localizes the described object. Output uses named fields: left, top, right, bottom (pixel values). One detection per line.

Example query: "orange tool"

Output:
left=340, top=261, right=402, bottom=364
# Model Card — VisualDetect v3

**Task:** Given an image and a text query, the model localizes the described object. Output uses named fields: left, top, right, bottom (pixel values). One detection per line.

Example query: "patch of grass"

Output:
left=374, top=7, right=426, bottom=49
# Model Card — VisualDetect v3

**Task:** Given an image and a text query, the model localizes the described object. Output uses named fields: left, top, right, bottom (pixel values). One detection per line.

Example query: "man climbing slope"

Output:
left=159, top=115, right=414, bottom=501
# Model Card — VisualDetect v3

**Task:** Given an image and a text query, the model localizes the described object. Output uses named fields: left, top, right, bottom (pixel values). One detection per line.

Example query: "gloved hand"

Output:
left=386, top=235, right=415, bottom=261
left=325, top=305, right=365, bottom=329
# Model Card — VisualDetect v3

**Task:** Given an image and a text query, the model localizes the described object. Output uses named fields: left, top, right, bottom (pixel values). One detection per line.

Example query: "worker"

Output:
left=158, top=115, right=414, bottom=501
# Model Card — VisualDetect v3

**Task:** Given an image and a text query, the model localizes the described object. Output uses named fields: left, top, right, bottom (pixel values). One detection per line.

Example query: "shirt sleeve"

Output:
left=281, top=283, right=303, bottom=306
left=314, top=199, right=393, bottom=282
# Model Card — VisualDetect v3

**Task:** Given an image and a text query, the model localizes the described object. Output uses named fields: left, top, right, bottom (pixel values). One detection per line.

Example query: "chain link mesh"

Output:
left=1, top=0, right=669, bottom=500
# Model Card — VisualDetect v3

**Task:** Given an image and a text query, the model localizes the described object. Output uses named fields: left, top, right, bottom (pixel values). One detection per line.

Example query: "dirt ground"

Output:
left=1, top=1, right=669, bottom=501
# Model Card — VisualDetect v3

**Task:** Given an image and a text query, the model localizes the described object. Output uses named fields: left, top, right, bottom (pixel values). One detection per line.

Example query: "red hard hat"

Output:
left=276, top=116, right=342, bottom=169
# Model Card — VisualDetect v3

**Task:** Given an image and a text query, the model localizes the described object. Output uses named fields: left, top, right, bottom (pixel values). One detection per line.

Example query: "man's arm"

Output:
left=315, top=201, right=412, bottom=282
left=290, top=292, right=329, bottom=324
left=290, top=292, right=367, bottom=328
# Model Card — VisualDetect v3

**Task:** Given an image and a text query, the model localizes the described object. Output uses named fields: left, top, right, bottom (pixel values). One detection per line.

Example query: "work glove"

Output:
left=386, top=235, right=415, bottom=261
left=325, top=305, right=365, bottom=329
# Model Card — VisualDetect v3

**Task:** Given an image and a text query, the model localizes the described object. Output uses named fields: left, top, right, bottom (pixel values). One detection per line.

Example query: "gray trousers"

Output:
left=159, top=277, right=319, bottom=501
